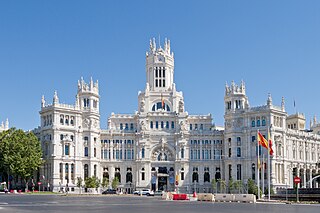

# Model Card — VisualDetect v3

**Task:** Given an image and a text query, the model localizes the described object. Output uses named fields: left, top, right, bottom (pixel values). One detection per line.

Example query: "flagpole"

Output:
left=268, top=127, right=271, bottom=201
left=262, top=154, right=265, bottom=196
left=257, top=130, right=260, bottom=200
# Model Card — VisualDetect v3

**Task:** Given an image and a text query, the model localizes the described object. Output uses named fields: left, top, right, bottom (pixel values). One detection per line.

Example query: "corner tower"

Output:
left=146, top=38, right=174, bottom=92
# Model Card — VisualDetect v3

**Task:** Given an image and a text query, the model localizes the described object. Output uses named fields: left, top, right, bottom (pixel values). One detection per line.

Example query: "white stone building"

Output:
left=36, top=39, right=320, bottom=193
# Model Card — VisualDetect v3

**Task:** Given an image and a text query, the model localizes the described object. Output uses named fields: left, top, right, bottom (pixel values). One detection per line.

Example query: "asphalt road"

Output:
left=0, top=194, right=319, bottom=213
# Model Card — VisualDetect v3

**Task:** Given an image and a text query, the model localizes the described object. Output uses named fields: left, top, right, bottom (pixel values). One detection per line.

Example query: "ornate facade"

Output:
left=35, top=39, right=320, bottom=193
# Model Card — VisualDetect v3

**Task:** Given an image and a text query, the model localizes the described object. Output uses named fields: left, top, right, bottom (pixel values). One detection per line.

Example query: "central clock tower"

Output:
left=145, top=38, right=174, bottom=92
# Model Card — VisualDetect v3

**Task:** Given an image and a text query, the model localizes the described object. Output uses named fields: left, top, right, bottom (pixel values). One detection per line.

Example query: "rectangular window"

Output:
left=142, top=172, right=145, bottom=181
left=190, top=124, right=192, bottom=130
left=171, top=121, right=174, bottom=129
left=65, top=144, right=69, bottom=156
left=159, top=68, right=162, bottom=77
left=155, top=80, right=158, bottom=87
left=228, top=148, right=232, bottom=157
left=94, top=148, right=97, bottom=157
left=163, top=79, right=165, bottom=87
left=237, top=147, right=241, bottom=157
left=155, top=68, right=158, bottom=77
left=103, top=149, right=108, bottom=159
left=237, top=137, right=241, bottom=146
left=181, top=172, right=184, bottom=180
left=159, top=80, right=162, bottom=87
left=251, top=136, right=256, bottom=142
left=163, top=68, right=165, bottom=77
left=237, top=164, right=241, bottom=180
left=84, top=147, right=88, bottom=157
left=156, top=121, right=159, bottom=129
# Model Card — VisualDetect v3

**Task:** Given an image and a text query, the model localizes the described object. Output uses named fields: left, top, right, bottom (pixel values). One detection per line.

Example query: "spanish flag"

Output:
left=258, top=131, right=268, bottom=149
left=161, top=93, right=165, bottom=109
left=258, top=131, right=273, bottom=156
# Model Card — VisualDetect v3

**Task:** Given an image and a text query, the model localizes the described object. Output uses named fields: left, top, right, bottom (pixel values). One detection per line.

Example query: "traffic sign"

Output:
left=294, top=176, right=301, bottom=184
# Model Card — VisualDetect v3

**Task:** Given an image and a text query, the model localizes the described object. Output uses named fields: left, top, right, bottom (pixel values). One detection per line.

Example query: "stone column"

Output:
left=309, top=169, right=313, bottom=188
left=110, top=145, right=114, bottom=160
left=303, top=169, right=306, bottom=188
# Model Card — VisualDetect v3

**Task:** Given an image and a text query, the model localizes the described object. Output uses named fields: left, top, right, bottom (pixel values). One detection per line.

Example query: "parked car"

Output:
left=133, top=189, right=154, bottom=196
left=153, top=190, right=164, bottom=196
left=102, top=189, right=117, bottom=194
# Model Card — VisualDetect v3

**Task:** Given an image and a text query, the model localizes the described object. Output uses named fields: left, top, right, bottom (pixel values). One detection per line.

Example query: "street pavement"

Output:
left=0, top=194, right=319, bottom=213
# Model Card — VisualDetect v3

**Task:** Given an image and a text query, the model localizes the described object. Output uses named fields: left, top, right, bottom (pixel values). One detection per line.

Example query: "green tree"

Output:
left=0, top=128, right=43, bottom=191
left=234, top=180, right=242, bottom=194
left=111, top=177, right=119, bottom=190
left=228, top=178, right=234, bottom=193
left=101, top=177, right=109, bottom=189
left=76, top=177, right=83, bottom=194
left=217, top=179, right=226, bottom=193
left=85, top=176, right=100, bottom=189
left=211, top=178, right=217, bottom=193
left=247, top=179, right=261, bottom=198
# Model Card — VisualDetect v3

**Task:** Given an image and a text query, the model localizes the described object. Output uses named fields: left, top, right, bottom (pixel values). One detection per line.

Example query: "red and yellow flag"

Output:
left=268, top=131, right=274, bottom=156
left=161, top=93, right=165, bottom=109
left=257, top=131, right=273, bottom=155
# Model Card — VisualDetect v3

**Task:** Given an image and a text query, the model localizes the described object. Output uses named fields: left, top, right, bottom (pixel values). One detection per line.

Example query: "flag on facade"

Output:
left=161, top=93, right=165, bottom=109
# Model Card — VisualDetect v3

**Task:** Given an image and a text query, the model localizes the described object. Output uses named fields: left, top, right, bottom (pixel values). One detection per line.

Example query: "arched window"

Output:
left=126, top=172, right=132, bottom=183
left=251, top=120, right=255, bottom=127
left=252, top=163, right=255, bottom=180
left=257, top=119, right=261, bottom=127
left=152, top=102, right=170, bottom=111
left=262, top=117, right=266, bottom=126
left=192, top=172, right=199, bottom=183
left=150, top=121, right=153, bottom=129
left=84, top=164, right=89, bottom=180
left=166, top=121, right=169, bottom=129
left=60, top=115, right=64, bottom=124
left=115, top=169, right=121, bottom=183
left=204, top=172, right=210, bottom=183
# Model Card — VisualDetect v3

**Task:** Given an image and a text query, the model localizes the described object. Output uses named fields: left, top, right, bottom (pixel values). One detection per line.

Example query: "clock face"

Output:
left=158, top=55, right=164, bottom=62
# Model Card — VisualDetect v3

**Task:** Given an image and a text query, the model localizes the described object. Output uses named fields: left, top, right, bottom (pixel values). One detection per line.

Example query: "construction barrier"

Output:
left=234, top=194, right=256, bottom=203
left=162, top=192, right=173, bottom=200
left=172, top=193, right=188, bottom=200
left=197, top=193, right=215, bottom=202
left=214, top=194, right=235, bottom=202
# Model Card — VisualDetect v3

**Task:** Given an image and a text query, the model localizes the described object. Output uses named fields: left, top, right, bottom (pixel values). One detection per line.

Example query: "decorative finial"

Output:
left=267, top=93, right=272, bottom=106
left=41, top=95, right=45, bottom=108
left=281, top=97, right=285, bottom=111
left=53, top=90, right=59, bottom=105
left=313, top=115, right=317, bottom=125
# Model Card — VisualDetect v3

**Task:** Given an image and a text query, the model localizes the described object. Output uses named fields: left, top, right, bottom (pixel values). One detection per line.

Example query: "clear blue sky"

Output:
left=1, top=0, right=320, bottom=130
